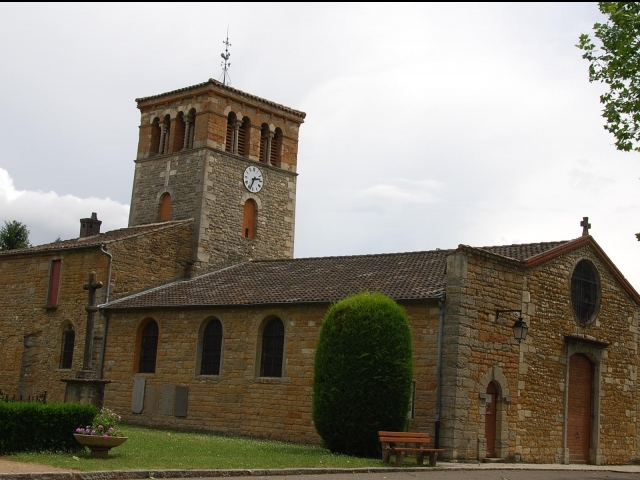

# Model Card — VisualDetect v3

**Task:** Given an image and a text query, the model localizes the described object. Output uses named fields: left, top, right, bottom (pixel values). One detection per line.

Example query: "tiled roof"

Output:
left=480, top=241, right=569, bottom=261
left=0, top=220, right=193, bottom=257
left=136, top=78, right=306, bottom=120
left=103, top=241, right=569, bottom=309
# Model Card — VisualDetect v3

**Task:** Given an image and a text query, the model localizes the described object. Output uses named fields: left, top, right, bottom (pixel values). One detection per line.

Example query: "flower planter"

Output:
left=73, top=434, right=128, bottom=458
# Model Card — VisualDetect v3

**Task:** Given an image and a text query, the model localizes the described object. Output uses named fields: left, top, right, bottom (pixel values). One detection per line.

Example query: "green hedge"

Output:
left=0, top=402, right=97, bottom=453
left=313, top=292, right=413, bottom=457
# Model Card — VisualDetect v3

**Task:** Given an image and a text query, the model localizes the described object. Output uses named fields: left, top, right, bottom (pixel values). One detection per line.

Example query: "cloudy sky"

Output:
left=1, top=3, right=639, bottom=289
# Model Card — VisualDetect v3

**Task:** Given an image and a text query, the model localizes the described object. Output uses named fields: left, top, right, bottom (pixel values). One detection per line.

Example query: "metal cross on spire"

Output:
left=581, top=216, right=591, bottom=236
left=220, top=28, right=232, bottom=86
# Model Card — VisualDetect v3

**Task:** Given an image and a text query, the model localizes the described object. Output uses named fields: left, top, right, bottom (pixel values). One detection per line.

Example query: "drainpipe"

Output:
left=435, top=292, right=446, bottom=448
left=98, top=244, right=113, bottom=380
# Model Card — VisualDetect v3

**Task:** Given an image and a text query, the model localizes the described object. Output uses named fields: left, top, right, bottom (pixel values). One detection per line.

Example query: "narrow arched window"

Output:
left=186, top=108, right=196, bottom=149
left=159, top=193, right=171, bottom=222
left=159, top=115, right=171, bottom=155
left=60, top=324, right=75, bottom=369
left=259, top=124, right=269, bottom=163
left=139, top=320, right=158, bottom=373
left=260, top=318, right=284, bottom=377
left=242, top=199, right=257, bottom=239
left=150, top=117, right=161, bottom=155
left=238, top=117, right=251, bottom=157
left=225, top=112, right=237, bottom=153
left=173, top=112, right=185, bottom=153
left=269, top=128, right=283, bottom=166
left=200, top=319, right=223, bottom=375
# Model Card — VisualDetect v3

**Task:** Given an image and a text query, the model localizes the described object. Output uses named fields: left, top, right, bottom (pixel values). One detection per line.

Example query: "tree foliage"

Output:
left=578, top=2, right=640, bottom=152
left=312, top=292, right=413, bottom=457
left=0, top=220, right=30, bottom=250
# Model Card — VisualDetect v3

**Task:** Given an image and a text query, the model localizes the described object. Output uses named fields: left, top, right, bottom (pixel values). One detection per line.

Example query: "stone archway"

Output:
left=477, top=366, right=511, bottom=460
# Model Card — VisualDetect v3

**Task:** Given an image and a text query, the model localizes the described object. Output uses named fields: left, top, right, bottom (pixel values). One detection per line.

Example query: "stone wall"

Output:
left=442, top=242, right=640, bottom=465
left=0, top=222, right=193, bottom=402
left=101, top=300, right=440, bottom=444
left=129, top=148, right=297, bottom=271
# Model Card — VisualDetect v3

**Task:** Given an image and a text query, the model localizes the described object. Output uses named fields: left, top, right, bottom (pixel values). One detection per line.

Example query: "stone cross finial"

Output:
left=581, top=217, right=591, bottom=236
left=78, top=272, right=103, bottom=378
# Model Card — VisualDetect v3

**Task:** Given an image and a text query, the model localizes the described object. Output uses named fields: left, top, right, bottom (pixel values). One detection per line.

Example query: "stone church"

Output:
left=1, top=78, right=639, bottom=465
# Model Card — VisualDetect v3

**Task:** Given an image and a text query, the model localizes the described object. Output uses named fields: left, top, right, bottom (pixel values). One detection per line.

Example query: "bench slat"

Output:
left=379, top=431, right=443, bottom=467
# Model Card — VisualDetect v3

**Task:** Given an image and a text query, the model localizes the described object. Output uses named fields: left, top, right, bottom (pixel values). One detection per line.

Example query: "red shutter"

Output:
left=48, top=260, right=62, bottom=307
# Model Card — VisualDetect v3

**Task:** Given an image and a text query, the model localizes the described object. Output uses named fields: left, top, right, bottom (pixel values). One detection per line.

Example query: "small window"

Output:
left=139, top=320, right=159, bottom=373
left=159, top=193, right=171, bottom=222
left=269, top=128, right=282, bottom=166
left=47, top=259, right=62, bottom=307
left=238, top=117, right=251, bottom=157
left=242, top=199, right=257, bottom=239
left=150, top=117, right=161, bottom=155
left=225, top=112, right=237, bottom=153
left=571, top=259, right=600, bottom=324
left=159, top=115, right=171, bottom=155
left=259, top=124, right=269, bottom=163
left=60, top=324, right=75, bottom=369
left=200, top=319, right=223, bottom=375
left=260, top=318, right=284, bottom=377
left=174, top=112, right=185, bottom=153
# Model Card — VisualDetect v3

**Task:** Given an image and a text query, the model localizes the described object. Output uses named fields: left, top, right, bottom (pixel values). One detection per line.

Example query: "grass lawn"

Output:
left=6, top=425, right=394, bottom=471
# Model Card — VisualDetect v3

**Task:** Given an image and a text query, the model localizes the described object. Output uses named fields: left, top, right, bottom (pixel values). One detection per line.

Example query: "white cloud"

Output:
left=0, top=168, right=129, bottom=246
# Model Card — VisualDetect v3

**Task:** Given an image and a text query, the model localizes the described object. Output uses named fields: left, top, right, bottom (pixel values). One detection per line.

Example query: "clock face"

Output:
left=243, top=165, right=264, bottom=193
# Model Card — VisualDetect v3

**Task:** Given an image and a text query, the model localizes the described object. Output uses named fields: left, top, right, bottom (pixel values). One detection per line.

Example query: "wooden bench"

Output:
left=379, top=431, right=445, bottom=467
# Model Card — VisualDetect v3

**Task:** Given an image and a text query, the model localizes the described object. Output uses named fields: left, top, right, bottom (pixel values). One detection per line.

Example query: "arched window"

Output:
left=150, top=117, right=161, bottom=155
left=238, top=117, right=251, bottom=157
left=242, top=199, right=257, bottom=239
left=159, top=192, right=171, bottom=222
left=269, top=128, right=283, bottom=166
left=139, top=320, right=158, bottom=373
left=200, top=319, right=223, bottom=375
left=159, top=115, right=171, bottom=155
left=173, top=112, right=185, bottom=153
left=60, top=324, right=75, bottom=369
left=259, top=124, right=270, bottom=163
left=260, top=318, right=284, bottom=377
left=185, top=108, right=196, bottom=150
left=225, top=112, right=237, bottom=153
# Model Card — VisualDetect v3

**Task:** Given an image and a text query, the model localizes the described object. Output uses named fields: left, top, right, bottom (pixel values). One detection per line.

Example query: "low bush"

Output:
left=0, top=402, right=97, bottom=453
left=313, top=292, right=413, bottom=457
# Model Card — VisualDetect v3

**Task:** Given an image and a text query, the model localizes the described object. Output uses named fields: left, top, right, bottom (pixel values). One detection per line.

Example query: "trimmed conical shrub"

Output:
left=312, top=292, right=413, bottom=456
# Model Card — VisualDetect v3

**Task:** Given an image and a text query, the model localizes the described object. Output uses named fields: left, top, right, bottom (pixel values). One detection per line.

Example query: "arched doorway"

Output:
left=567, top=353, right=592, bottom=463
left=485, top=381, right=498, bottom=458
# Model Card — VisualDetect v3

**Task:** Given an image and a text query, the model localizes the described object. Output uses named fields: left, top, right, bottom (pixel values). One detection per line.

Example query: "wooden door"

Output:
left=485, top=381, right=497, bottom=457
left=567, top=354, right=592, bottom=463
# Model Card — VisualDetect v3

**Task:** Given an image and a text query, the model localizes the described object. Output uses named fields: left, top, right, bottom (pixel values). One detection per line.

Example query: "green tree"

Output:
left=578, top=2, right=640, bottom=152
left=0, top=220, right=30, bottom=250
left=312, top=292, right=413, bottom=457
left=578, top=2, right=640, bottom=240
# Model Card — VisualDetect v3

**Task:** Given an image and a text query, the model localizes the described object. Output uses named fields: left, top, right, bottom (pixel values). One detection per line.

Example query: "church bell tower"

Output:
left=128, top=79, right=305, bottom=271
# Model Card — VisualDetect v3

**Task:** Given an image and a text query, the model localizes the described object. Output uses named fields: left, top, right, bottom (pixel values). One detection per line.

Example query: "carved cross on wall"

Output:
left=79, top=272, right=103, bottom=377
left=581, top=217, right=591, bottom=237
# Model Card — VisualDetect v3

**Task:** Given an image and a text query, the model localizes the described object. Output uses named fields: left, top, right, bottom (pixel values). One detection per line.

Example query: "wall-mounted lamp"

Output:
left=496, top=309, right=529, bottom=343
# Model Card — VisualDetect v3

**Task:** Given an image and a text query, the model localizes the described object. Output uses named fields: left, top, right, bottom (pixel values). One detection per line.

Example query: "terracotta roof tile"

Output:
left=136, top=79, right=306, bottom=120
left=0, top=220, right=193, bottom=257
left=103, top=240, right=569, bottom=309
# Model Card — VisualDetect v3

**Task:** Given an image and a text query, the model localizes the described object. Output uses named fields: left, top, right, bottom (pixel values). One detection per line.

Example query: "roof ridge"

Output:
left=136, top=79, right=306, bottom=119
left=251, top=249, right=455, bottom=264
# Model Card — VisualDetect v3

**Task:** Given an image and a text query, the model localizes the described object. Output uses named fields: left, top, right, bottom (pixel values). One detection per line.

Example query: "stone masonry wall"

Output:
left=0, top=222, right=193, bottom=403
left=442, top=243, right=640, bottom=465
left=129, top=147, right=297, bottom=271
left=519, top=244, right=639, bottom=464
left=441, top=249, right=523, bottom=461
left=101, top=300, right=439, bottom=444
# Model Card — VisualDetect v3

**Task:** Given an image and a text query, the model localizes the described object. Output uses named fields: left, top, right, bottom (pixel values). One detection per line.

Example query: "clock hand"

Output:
left=249, top=178, right=256, bottom=189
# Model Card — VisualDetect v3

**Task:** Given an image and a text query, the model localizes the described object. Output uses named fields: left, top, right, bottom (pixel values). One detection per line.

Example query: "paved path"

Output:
left=1, top=462, right=640, bottom=480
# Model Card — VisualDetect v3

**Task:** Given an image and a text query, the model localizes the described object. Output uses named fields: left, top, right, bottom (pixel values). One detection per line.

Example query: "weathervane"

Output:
left=220, top=27, right=232, bottom=86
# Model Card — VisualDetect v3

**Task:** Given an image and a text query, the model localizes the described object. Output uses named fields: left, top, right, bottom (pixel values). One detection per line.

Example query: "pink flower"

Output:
left=98, top=425, right=104, bottom=430
left=103, top=434, right=108, bottom=439
left=91, top=430, right=96, bottom=435
left=76, top=428, right=82, bottom=433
